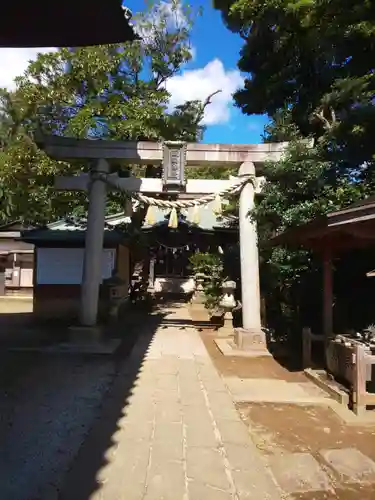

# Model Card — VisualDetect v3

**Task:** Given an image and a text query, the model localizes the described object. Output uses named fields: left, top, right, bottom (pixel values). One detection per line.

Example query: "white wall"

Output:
left=36, top=248, right=115, bottom=285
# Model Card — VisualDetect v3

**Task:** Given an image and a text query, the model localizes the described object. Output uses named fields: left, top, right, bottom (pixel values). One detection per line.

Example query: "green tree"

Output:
left=0, top=0, right=211, bottom=224
left=213, top=0, right=375, bottom=339
left=214, top=0, right=375, bottom=172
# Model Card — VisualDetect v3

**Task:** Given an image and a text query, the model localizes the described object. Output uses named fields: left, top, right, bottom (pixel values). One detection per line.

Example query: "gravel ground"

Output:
left=0, top=353, right=117, bottom=500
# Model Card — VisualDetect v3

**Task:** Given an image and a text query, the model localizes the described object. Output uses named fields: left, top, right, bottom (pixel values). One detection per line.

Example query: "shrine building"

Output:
left=21, top=200, right=237, bottom=321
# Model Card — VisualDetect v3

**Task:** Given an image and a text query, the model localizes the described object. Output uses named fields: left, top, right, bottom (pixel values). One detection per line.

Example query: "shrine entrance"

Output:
left=37, top=135, right=287, bottom=350
left=141, top=206, right=237, bottom=297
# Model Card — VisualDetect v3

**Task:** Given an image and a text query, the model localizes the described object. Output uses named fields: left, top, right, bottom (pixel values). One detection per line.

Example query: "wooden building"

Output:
left=20, top=201, right=237, bottom=320
left=270, top=196, right=375, bottom=338
left=143, top=200, right=237, bottom=296
left=21, top=216, right=130, bottom=321
left=0, top=221, right=34, bottom=296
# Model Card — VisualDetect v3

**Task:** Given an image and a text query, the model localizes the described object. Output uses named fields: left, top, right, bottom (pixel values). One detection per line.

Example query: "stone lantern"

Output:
left=103, top=271, right=128, bottom=321
left=218, top=280, right=237, bottom=337
left=191, top=273, right=206, bottom=306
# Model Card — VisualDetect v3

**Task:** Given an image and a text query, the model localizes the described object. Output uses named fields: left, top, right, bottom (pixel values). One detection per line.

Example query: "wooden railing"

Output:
left=302, top=327, right=375, bottom=415
left=352, top=344, right=375, bottom=415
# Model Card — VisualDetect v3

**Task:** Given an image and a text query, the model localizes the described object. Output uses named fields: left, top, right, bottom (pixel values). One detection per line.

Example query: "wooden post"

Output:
left=322, top=249, right=333, bottom=341
left=302, top=327, right=312, bottom=368
left=149, top=258, right=155, bottom=290
left=353, top=344, right=367, bottom=416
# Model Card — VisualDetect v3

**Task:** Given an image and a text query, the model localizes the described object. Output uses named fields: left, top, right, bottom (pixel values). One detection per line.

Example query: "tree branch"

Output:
left=191, top=90, right=222, bottom=127
left=203, top=89, right=222, bottom=109
left=313, top=105, right=337, bottom=131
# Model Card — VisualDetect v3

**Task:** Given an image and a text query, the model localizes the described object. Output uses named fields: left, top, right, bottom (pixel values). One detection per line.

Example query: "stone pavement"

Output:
left=92, top=305, right=282, bottom=500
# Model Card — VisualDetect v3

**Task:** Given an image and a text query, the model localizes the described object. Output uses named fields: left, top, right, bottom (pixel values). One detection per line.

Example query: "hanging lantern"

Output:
left=213, top=194, right=223, bottom=215
left=145, top=205, right=156, bottom=225
left=168, top=208, right=179, bottom=228
left=191, top=204, right=200, bottom=225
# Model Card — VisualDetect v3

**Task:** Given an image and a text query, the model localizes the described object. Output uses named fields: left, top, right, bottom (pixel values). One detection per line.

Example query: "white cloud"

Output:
left=0, top=47, right=55, bottom=90
left=165, top=59, right=243, bottom=125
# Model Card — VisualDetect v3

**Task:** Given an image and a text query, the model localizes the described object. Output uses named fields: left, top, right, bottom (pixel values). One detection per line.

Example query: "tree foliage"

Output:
left=0, top=0, right=211, bottom=224
left=214, top=0, right=375, bottom=170
left=214, top=0, right=375, bottom=337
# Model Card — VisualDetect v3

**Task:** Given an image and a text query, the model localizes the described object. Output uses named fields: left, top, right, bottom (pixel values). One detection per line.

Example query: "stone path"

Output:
left=92, top=306, right=282, bottom=500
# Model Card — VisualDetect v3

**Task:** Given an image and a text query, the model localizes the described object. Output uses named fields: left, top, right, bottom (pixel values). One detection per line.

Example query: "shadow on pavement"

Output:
left=58, top=311, right=165, bottom=500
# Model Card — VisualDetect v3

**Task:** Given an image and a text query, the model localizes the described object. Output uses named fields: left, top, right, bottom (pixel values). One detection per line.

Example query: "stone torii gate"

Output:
left=37, top=136, right=286, bottom=348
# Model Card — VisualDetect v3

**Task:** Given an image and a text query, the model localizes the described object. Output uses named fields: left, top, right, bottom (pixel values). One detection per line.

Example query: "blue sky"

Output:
left=126, top=0, right=269, bottom=144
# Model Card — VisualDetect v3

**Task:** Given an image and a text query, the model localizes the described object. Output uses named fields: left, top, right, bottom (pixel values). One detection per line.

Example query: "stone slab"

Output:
left=154, top=402, right=182, bottom=423
left=185, top=420, right=218, bottom=448
left=326, top=401, right=375, bottom=426
left=188, top=481, right=233, bottom=500
left=151, top=441, right=184, bottom=463
left=320, top=448, right=375, bottom=484
left=216, top=419, right=250, bottom=445
left=232, top=469, right=282, bottom=500
left=186, top=446, right=230, bottom=490
left=304, top=368, right=350, bottom=406
left=224, top=443, right=260, bottom=471
left=153, top=421, right=183, bottom=444
left=216, top=327, right=234, bottom=338
left=223, top=377, right=333, bottom=405
left=145, top=460, right=186, bottom=500
left=215, top=338, right=272, bottom=358
left=268, top=453, right=332, bottom=494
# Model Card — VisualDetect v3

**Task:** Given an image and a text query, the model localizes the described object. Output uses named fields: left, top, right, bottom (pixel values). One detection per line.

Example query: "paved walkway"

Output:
left=91, top=306, right=282, bottom=500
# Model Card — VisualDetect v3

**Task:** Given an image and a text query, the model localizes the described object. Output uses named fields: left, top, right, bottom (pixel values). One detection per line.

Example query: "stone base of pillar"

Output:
left=69, top=325, right=102, bottom=343
left=233, top=327, right=271, bottom=355
left=64, top=325, right=121, bottom=354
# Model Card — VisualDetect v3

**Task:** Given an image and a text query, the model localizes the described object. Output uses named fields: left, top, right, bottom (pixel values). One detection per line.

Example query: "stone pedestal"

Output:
left=62, top=325, right=121, bottom=354
left=69, top=325, right=102, bottom=343
left=191, top=294, right=206, bottom=306
left=191, top=273, right=206, bottom=305
left=234, top=327, right=271, bottom=355
left=217, top=311, right=234, bottom=338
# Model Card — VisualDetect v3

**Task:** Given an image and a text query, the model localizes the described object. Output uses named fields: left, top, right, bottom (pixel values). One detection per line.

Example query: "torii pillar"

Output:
left=233, top=161, right=269, bottom=354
